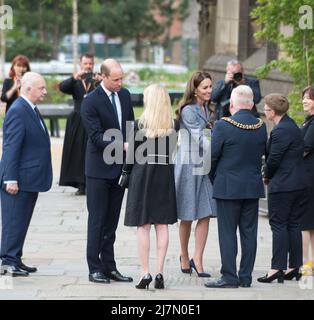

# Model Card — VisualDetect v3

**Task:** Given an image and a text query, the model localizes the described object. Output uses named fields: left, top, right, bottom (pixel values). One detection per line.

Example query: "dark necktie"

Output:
left=34, top=106, right=46, bottom=133
left=110, top=92, right=119, bottom=121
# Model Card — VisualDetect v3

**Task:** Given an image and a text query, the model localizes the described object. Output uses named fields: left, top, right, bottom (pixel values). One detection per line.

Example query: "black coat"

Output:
left=0, top=78, right=18, bottom=113
left=211, top=76, right=261, bottom=119
left=59, top=77, right=99, bottom=188
left=300, top=115, right=314, bottom=230
left=264, top=115, right=308, bottom=194
left=210, top=109, right=267, bottom=199
left=81, top=85, right=134, bottom=180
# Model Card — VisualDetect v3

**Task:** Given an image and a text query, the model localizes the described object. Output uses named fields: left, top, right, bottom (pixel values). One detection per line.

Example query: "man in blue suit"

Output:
left=211, top=60, right=261, bottom=119
left=81, top=59, right=134, bottom=284
left=0, top=72, right=52, bottom=277
left=205, top=85, right=267, bottom=288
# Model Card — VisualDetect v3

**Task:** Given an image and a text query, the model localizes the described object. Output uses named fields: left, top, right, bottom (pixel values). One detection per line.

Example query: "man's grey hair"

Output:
left=20, top=72, right=44, bottom=94
left=230, top=85, right=253, bottom=110
left=227, top=59, right=243, bottom=68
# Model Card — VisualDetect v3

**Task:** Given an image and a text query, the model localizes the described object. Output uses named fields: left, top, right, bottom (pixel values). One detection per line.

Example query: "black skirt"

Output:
left=124, top=162, right=177, bottom=226
left=59, top=111, right=87, bottom=188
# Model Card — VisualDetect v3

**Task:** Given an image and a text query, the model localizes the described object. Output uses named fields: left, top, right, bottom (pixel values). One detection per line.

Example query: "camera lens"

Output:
left=233, top=72, right=243, bottom=82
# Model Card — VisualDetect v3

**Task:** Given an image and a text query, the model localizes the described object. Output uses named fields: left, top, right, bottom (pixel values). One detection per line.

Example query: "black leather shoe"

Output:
left=190, top=259, right=211, bottom=278
left=1, top=265, right=29, bottom=277
left=18, top=262, right=37, bottom=273
left=257, top=270, right=284, bottom=283
left=204, top=278, right=238, bottom=288
left=107, top=270, right=133, bottom=282
left=89, top=272, right=110, bottom=283
left=154, top=273, right=165, bottom=289
left=284, top=268, right=302, bottom=281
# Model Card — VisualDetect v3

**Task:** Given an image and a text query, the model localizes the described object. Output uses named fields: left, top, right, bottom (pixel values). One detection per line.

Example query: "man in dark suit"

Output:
left=0, top=72, right=53, bottom=277
left=59, top=53, right=101, bottom=195
left=257, top=94, right=308, bottom=283
left=211, top=60, right=261, bottom=119
left=81, top=59, right=134, bottom=284
left=205, top=85, right=267, bottom=288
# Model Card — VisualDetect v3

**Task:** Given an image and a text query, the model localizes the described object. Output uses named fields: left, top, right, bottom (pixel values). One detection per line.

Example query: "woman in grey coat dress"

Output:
left=175, top=71, right=216, bottom=277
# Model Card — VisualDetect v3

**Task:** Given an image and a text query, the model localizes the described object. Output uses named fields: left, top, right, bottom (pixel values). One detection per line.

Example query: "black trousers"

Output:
left=216, top=199, right=259, bottom=285
left=0, top=189, right=38, bottom=266
left=268, top=189, right=308, bottom=270
left=86, top=176, right=124, bottom=274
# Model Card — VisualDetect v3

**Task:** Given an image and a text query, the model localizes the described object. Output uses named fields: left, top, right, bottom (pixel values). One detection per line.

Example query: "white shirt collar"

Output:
left=100, top=82, right=118, bottom=98
left=21, top=94, right=36, bottom=111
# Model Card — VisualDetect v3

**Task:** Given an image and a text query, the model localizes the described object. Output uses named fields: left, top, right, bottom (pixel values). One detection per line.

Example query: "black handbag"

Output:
left=118, top=170, right=131, bottom=188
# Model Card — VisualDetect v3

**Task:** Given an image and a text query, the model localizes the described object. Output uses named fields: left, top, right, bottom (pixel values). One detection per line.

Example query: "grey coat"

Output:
left=174, top=104, right=216, bottom=220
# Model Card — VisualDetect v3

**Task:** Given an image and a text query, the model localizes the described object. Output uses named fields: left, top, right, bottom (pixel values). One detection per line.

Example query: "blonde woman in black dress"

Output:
left=123, top=84, right=179, bottom=289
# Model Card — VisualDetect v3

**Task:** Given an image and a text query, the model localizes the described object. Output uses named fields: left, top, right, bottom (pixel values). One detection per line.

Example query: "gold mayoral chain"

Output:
left=221, top=117, right=264, bottom=130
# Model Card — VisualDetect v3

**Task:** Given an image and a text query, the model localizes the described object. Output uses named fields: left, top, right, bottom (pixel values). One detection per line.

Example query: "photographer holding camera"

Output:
left=59, top=53, right=102, bottom=195
left=211, top=60, right=261, bottom=120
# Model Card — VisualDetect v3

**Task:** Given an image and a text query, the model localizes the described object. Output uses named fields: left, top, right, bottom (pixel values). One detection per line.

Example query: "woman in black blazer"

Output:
left=300, top=86, right=314, bottom=276
left=1, top=55, right=30, bottom=113
left=258, top=93, right=308, bottom=284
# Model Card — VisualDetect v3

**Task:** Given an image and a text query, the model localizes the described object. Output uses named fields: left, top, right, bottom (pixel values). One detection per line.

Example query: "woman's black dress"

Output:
left=124, top=121, right=179, bottom=227
left=1, top=78, right=19, bottom=113
left=300, top=115, right=314, bottom=230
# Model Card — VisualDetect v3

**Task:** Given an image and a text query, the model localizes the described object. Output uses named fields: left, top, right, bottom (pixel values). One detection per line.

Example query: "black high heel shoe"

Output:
left=257, top=270, right=284, bottom=283
left=284, top=268, right=302, bottom=281
left=135, top=273, right=152, bottom=289
left=180, top=256, right=192, bottom=274
left=190, top=259, right=211, bottom=278
left=154, top=273, right=165, bottom=289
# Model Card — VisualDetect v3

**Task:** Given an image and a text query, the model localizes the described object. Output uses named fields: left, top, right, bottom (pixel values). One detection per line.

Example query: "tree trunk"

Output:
left=88, top=30, right=95, bottom=55
left=38, top=2, right=45, bottom=42
left=52, top=23, right=60, bottom=60
left=197, top=0, right=217, bottom=69
left=135, top=36, right=142, bottom=62
left=72, top=0, right=78, bottom=72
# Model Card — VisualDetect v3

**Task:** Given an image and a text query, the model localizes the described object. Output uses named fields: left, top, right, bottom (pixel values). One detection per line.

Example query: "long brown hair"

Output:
left=175, top=71, right=212, bottom=120
left=9, top=55, right=31, bottom=78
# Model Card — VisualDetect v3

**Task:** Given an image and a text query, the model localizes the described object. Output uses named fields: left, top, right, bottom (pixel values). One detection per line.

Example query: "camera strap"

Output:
left=82, top=79, right=91, bottom=96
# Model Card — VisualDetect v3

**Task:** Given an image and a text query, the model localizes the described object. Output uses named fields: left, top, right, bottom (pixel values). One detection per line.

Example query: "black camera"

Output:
left=81, top=72, right=94, bottom=83
left=233, top=72, right=243, bottom=82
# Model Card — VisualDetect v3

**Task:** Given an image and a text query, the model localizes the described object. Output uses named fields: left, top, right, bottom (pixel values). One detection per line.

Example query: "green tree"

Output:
left=153, top=0, right=189, bottom=56
left=5, top=0, right=72, bottom=60
left=251, top=0, right=314, bottom=119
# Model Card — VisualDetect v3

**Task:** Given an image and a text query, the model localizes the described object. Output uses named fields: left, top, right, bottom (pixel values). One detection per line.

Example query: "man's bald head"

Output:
left=20, top=72, right=47, bottom=103
left=100, top=59, right=124, bottom=92
left=100, top=59, right=122, bottom=76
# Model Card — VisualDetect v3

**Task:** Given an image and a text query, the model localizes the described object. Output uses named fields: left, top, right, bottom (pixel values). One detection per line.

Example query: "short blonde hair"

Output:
left=264, top=93, right=289, bottom=115
left=139, top=84, right=174, bottom=138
